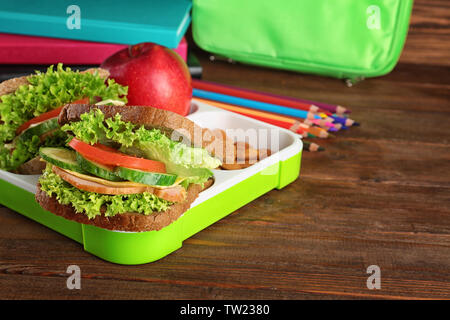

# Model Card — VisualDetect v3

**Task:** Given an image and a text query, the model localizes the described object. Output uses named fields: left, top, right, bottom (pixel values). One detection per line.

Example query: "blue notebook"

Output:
left=0, top=0, right=191, bottom=48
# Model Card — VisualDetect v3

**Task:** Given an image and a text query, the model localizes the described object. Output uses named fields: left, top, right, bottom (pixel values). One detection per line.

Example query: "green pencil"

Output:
left=303, top=141, right=325, bottom=152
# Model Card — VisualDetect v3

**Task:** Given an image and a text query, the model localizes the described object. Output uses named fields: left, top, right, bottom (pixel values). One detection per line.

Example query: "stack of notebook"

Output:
left=0, top=0, right=192, bottom=64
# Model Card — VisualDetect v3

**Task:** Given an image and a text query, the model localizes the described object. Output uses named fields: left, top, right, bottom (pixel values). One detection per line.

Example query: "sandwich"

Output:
left=0, top=63, right=127, bottom=174
left=35, top=104, right=222, bottom=232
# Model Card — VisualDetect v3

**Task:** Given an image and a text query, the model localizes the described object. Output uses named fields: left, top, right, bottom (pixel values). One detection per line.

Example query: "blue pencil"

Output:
left=319, top=112, right=358, bottom=127
left=193, top=89, right=322, bottom=120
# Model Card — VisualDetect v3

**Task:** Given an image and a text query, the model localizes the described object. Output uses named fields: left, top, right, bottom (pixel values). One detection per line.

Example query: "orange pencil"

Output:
left=304, top=125, right=333, bottom=139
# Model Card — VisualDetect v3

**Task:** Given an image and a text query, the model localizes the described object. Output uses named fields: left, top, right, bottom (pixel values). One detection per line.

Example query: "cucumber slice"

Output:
left=39, top=147, right=84, bottom=173
left=19, top=118, right=59, bottom=142
left=76, top=153, right=123, bottom=182
left=117, top=167, right=177, bottom=186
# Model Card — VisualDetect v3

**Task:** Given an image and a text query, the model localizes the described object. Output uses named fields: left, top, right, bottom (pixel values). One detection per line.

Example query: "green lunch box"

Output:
left=0, top=101, right=302, bottom=265
left=192, top=0, right=414, bottom=82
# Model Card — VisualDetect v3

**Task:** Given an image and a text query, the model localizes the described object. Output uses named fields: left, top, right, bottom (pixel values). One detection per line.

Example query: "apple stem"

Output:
left=128, top=45, right=134, bottom=58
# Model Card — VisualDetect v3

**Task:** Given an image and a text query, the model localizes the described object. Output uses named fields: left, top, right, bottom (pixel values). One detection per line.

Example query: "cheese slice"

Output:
left=62, top=168, right=186, bottom=189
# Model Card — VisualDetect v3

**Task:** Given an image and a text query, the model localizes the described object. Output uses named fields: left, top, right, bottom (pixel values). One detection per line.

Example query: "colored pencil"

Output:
left=193, top=97, right=307, bottom=134
left=192, top=78, right=350, bottom=114
left=194, top=98, right=333, bottom=139
left=194, top=97, right=306, bottom=126
left=305, top=126, right=334, bottom=139
left=303, top=141, right=325, bottom=152
left=304, top=118, right=342, bottom=132
left=193, top=88, right=323, bottom=120
left=319, top=112, right=358, bottom=127
left=192, top=78, right=319, bottom=112
left=202, top=97, right=337, bottom=132
left=309, top=118, right=337, bottom=129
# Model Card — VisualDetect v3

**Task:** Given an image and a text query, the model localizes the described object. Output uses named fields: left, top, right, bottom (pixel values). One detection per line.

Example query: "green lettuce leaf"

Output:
left=0, top=129, right=69, bottom=171
left=133, top=130, right=216, bottom=185
left=0, top=135, right=41, bottom=171
left=61, top=109, right=221, bottom=184
left=61, top=110, right=137, bottom=147
left=39, top=165, right=172, bottom=219
left=0, top=63, right=128, bottom=171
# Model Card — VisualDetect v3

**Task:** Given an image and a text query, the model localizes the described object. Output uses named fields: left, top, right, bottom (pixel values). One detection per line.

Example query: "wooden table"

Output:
left=0, top=0, right=449, bottom=300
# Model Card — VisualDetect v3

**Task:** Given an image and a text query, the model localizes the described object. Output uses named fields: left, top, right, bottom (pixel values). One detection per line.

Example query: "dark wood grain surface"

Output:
left=0, top=0, right=449, bottom=300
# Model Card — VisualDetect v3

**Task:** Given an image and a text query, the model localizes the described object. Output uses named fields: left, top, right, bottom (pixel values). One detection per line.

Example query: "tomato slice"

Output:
left=16, top=97, right=90, bottom=135
left=68, top=138, right=166, bottom=173
left=92, top=143, right=122, bottom=153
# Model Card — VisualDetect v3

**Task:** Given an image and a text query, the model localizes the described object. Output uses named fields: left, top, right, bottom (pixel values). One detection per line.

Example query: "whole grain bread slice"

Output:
left=0, top=75, right=30, bottom=97
left=59, top=103, right=236, bottom=163
left=35, top=179, right=213, bottom=232
left=59, top=103, right=203, bottom=143
left=16, top=156, right=46, bottom=175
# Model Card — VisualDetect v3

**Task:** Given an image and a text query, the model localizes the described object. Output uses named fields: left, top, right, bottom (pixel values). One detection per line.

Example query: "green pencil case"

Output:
left=192, top=0, right=414, bottom=82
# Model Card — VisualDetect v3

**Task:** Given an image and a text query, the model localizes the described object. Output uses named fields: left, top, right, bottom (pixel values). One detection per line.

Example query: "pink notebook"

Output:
left=0, top=33, right=188, bottom=64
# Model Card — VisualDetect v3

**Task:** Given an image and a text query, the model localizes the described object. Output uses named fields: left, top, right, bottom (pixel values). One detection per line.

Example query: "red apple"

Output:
left=101, top=42, right=192, bottom=116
